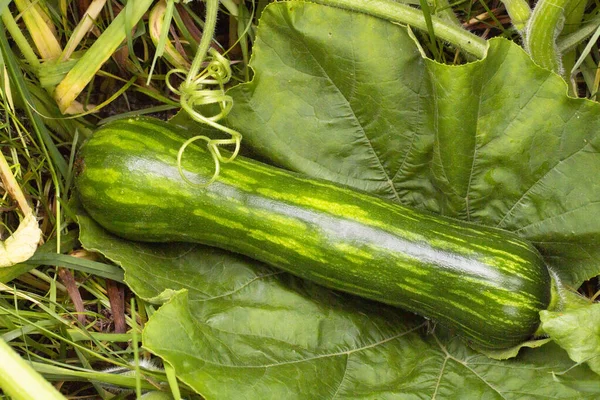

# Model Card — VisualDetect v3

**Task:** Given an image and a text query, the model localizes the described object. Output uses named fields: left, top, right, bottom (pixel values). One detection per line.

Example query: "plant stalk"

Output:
left=500, top=0, right=531, bottom=31
left=310, top=0, right=488, bottom=58
left=0, top=338, right=67, bottom=400
left=186, top=0, right=220, bottom=81
left=524, top=0, right=575, bottom=74
left=0, top=151, right=31, bottom=215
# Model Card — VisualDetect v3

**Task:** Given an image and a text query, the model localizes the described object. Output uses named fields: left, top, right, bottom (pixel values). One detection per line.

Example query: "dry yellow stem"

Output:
left=0, top=213, right=42, bottom=267
left=14, top=0, right=62, bottom=60
left=0, top=152, right=42, bottom=267
left=149, top=0, right=191, bottom=69
left=0, top=152, right=30, bottom=215
left=54, top=0, right=154, bottom=113
left=61, top=0, right=108, bottom=61
left=1, top=66, right=14, bottom=111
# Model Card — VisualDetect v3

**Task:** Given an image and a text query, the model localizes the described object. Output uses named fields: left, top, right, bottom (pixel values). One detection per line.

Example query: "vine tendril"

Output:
left=169, top=47, right=242, bottom=187
left=162, top=0, right=242, bottom=187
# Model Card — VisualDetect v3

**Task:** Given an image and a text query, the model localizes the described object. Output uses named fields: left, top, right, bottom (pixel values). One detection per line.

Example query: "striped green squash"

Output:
left=75, top=117, right=553, bottom=349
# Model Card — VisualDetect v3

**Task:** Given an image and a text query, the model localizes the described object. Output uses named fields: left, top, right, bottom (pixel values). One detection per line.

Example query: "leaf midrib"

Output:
left=165, top=322, right=426, bottom=369
left=283, top=13, right=403, bottom=202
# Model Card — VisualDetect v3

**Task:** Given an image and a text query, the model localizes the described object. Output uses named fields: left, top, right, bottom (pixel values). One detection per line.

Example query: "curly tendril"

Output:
left=168, top=48, right=242, bottom=187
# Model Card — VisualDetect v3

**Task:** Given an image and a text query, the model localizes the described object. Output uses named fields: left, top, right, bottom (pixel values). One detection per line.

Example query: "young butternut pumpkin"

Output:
left=75, top=117, right=553, bottom=349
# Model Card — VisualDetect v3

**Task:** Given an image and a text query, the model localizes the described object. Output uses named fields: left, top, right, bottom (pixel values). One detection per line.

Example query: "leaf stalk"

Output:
left=309, top=0, right=488, bottom=58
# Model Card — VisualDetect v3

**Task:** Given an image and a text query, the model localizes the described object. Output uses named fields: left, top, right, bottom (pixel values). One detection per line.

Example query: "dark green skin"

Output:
left=76, top=117, right=552, bottom=349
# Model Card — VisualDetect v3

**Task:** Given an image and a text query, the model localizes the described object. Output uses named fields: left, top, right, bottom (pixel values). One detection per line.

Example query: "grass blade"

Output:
left=53, top=0, right=154, bottom=113
left=26, top=253, right=125, bottom=282
left=0, top=337, right=67, bottom=400
left=0, top=22, right=68, bottom=179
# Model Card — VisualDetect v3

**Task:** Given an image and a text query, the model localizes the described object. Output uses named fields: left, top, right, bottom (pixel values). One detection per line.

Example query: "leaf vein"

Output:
left=330, top=354, right=349, bottom=399
left=294, top=27, right=402, bottom=202
left=176, top=323, right=427, bottom=369
left=193, top=271, right=284, bottom=302
left=496, top=117, right=592, bottom=229
left=513, top=200, right=600, bottom=233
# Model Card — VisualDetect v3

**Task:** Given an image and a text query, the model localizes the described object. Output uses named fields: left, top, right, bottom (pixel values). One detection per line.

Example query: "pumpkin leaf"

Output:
left=540, top=291, right=600, bottom=375
left=77, top=210, right=599, bottom=399
left=227, top=2, right=600, bottom=289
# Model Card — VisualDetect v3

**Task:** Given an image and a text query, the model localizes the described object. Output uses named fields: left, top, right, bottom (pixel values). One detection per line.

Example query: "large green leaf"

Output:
left=227, top=2, right=600, bottom=288
left=540, top=291, right=600, bottom=375
left=76, top=1, right=600, bottom=397
left=78, top=211, right=599, bottom=399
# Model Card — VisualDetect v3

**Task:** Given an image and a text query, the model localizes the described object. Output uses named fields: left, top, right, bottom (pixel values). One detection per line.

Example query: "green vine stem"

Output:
left=310, top=0, right=488, bottom=58
left=500, top=0, right=531, bottom=32
left=524, top=0, right=575, bottom=74
left=186, top=0, right=220, bottom=82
